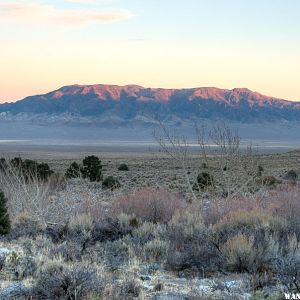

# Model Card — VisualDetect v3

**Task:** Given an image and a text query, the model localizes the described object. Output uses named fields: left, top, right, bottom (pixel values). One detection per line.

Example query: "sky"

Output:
left=0, top=0, right=300, bottom=102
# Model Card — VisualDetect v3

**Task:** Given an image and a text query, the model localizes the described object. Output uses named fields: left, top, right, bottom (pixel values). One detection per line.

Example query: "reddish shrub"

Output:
left=204, top=196, right=264, bottom=226
left=265, top=184, right=300, bottom=238
left=111, top=187, right=187, bottom=223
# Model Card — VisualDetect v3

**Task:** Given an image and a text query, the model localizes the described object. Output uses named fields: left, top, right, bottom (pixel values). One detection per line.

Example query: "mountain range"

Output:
left=1, top=84, right=300, bottom=141
left=1, top=84, right=300, bottom=124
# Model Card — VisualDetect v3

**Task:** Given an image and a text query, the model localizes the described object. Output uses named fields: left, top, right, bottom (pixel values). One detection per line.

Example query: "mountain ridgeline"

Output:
left=1, top=84, right=300, bottom=124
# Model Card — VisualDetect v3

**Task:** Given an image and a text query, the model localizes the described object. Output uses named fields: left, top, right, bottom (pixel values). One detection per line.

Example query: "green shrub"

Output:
left=102, top=176, right=121, bottom=190
left=36, top=163, right=54, bottom=181
left=65, top=161, right=81, bottom=179
left=118, top=163, right=129, bottom=171
left=9, top=157, right=53, bottom=182
left=10, top=157, right=22, bottom=168
left=193, top=172, right=214, bottom=191
left=81, top=156, right=103, bottom=182
left=0, top=190, right=11, bottom=235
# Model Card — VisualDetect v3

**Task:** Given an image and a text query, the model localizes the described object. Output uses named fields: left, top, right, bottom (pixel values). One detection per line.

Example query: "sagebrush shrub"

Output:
left=104, top=278, right=142, bottom=300
left=213, top=210, right=288, bottom=245
left=48, top=172, right=66, bottom=191
left=32, top=262, right=102, bottom=299
left=285, top=170, right=298, bottom=181
left=10, top=212, right=44, bottom=239
left=91, top=217, right=131, bottom=244
left=259, top=175, right=279, bottom=187
left=221, top=233, right=267, bottom=273
left=142, top=238, right=169, bottom=262
left=166, top=212, right=222, bottom=272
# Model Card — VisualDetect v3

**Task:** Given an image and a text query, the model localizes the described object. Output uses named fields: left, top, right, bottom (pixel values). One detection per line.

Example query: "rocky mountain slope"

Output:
left=1, top=84, right=300, bottom=125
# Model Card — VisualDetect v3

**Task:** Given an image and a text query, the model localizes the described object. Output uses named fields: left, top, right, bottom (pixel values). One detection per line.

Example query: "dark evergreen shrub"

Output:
left=118, top=163, right=129, bottom=171
left=65, top=162, right=81, bottom=179
left=10, top=157, right=22, bottom=168
left=81, top=156, right=103, bottom=182
left=9, top=158, right=53, bottom=182
left=37, top=163, right=54, bottom=181
left=0, top=158, right=7, bottom=171
left=102, top=176, right=121, bottom=190
left=0, top=190, right=11, bottom=235
left=193, top=172, right=214, bottom=191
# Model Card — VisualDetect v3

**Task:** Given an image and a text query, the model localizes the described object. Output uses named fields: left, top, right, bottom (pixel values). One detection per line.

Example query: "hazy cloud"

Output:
left=65, top=0, right=97, bottom=4
left=0, top=1, right=133, bottom=26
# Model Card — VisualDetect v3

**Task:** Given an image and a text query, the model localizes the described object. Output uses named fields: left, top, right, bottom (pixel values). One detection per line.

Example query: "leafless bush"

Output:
left=111, top=187, right=187, bottom=223
left=0, top=160, right=63, bottom=223
left=155, top=122, right=260, bottom=201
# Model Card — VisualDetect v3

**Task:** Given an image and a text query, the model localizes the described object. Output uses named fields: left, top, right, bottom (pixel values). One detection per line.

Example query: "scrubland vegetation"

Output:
left=1, top=125, right=300, bottom=299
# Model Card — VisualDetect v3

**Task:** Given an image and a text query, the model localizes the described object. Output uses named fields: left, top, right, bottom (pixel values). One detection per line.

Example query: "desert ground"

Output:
left=1, top=139, right=300, bottom=299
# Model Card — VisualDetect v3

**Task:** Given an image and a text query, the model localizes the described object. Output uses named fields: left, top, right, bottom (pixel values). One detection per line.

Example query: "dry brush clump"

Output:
left=0, top=159, right=65, bottom=224
left=111, top=187, right=188, bottom=224
left=165, top=212, right=222, bottom=274
left=30, top=262, right=103, bottom=299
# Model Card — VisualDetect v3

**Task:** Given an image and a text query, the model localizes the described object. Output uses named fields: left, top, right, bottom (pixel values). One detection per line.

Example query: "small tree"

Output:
left=193, top=172, right=214, bottom=191
left=65, top=162, right=81, bottom=179
left=0, top=190, right=11, bottom=234
left=118, top=163, right=129, bottom=171
left=0, top=158, right=7, bottom=172
left=37, top=163, right=54, bottom=181
left=81, top=156, right=103, bottom=182
left=10, top=157, right=23, bottom=169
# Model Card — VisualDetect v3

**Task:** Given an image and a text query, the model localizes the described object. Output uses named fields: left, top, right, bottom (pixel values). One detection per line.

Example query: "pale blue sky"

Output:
left=1, top=0, right=300, bottom=101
